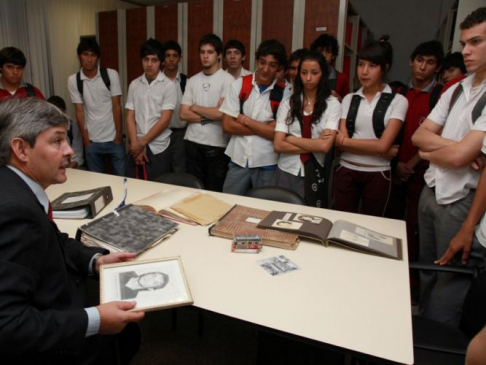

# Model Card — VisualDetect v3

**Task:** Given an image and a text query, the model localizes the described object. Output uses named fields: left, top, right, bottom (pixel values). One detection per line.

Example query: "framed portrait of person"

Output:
left=100, top=257, right=193, bottom=312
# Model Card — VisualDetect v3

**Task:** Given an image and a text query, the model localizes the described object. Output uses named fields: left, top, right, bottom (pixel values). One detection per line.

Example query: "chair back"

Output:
left=245, top=186, right=305, bottom=205
left=155, top=173, right=204, bottom=189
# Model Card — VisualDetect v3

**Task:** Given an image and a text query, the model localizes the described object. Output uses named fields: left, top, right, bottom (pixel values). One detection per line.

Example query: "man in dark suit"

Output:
left=0, top=98, right=144, bottom=364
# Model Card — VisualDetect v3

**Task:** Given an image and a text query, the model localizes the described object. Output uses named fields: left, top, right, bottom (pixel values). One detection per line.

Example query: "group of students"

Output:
left=0, top=5, right=486, bottom=363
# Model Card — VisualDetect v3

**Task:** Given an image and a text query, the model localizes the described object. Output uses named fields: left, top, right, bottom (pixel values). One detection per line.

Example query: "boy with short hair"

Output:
left=163, top=40, right=187, bottom=173
left=220, top=39, right=290, bottom=195
left=125, top=38, right=177, bottom=181
left=310, top=34, right=349, bottom=101
left=287, top=48, right=307, bottom=83
left=68, top=39, right=125, bottom=176
left=224, top=39, right=251, bottom=79
left=0, top=47, right=45, bottom=101
left=180, top=34, right=234, bottom=191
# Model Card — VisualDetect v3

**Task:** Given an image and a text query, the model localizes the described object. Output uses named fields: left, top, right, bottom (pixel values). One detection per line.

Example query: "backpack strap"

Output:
left=76, top=71, right=83, bottom=96
left=76, top=67, right=111, bottom=98
left=448, top=84, right=464, bottom=116
left=472, top=91, right=486, bottom=124
left=179, top=73, right=187, bottom=94
left=372, top=92, right=396, bottom=138
left=398, top=85, right=409, bottom=97
left=269, top=81, right=285, bottom=120
left=99, top=67, right=111, bottom=91
left=327, top=78, right=336, bottom=92
left=429, top=83, right=443, bottom=110
left=345, top=95, right=362, bottom=138
left=24, top=83, right=36, bottom=97
left=238, top=74, right=254, bottom=115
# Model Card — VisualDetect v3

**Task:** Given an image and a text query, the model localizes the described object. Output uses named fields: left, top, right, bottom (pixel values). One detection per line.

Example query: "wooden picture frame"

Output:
left=100, top=257, right=193, bottom=312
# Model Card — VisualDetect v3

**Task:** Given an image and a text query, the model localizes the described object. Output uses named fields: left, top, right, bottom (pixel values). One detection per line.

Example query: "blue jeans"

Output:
left=85, top=141, right=126, bottom=176
left=222, top=162, right=276, bottom=196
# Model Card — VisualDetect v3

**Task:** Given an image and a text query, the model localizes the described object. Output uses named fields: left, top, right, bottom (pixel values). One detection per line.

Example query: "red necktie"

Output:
left=47, top=202, right=54, bottom=222
left=300, top=114, right=312, bottom=163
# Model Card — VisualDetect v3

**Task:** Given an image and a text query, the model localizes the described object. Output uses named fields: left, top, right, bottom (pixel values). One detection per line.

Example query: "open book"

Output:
left=257, top=211, right=402, bottom=260
left=135, top=190, right=233, bottom=226
left=209, top=205, right=300, bottom=250
left=76, top=204, right=179, bottom=255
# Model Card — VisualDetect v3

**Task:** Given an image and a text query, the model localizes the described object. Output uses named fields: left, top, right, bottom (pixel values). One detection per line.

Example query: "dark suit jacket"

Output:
left=0, top=167, right=106, bottom=363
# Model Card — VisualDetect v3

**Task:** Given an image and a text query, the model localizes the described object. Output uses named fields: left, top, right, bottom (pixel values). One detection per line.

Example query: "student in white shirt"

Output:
left=274, top=51, right=341, bottom=206
left=334, top=36, right=408, bottom=217
left=125, top=38, right=177, bottom=181
left=180, top=34, right=234, bottom=192
left=411, top=7, right=486, bottom=326
left=224, top=39, right=251, bottom=80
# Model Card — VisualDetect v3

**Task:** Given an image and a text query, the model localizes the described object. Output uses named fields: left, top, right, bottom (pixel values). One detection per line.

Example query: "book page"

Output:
left=134, top=190, right=195, bottom=214
left=171, top=193, right=233, bottom=226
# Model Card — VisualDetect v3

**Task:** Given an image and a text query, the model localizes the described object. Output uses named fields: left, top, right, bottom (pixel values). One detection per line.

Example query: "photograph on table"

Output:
left=100, top=257, right=193, bottom=312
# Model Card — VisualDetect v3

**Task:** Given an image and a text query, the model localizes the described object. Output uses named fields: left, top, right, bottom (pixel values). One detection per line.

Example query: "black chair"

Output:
left=154, top=172, right=204, bottom=189
left=410, top=262, right=485, bottom=365
left=245, top=186, right=306, bottom=205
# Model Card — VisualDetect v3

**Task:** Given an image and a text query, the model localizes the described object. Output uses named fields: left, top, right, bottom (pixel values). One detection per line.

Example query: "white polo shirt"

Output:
left=125, top=71, right=177, bottom=155
left=424, top=73, right=486, bottom=205
left=182, top=69, right=234, bottom=148
left=226, top=67, right=252, bottom=79
left=165, top=71, right=187, bottom=129
left=339, top=84, right=408, bottom=172
left=68, top=67, right=122, bottom=143
left=220, top=74, right=292, bottom=168
left=476, top=137, right=486, bottom=248
left=275, top=96, right=341, bottom=176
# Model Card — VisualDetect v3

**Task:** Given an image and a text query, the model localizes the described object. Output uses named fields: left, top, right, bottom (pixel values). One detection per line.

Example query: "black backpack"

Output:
left=179, top=73, right=187, bottom=94
left=447, top=84, right=486, bottom=124
left=76, top=67, right=111, bottom=97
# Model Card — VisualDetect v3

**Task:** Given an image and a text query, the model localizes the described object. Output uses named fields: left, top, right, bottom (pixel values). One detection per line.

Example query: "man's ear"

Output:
left=10, top=138, right=31, bottom=163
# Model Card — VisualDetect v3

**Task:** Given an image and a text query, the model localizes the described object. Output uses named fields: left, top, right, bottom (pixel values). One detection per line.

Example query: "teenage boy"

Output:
left=310, top=34, right=349, bottom=101
left=224, top=39, right=251, bottom=79
left=220, top=39, right=290, bottom=195
left=386, top=40, right=444, bottom=266
left=180, top=34, right=234, bottom=192
left=412, top=7, right=486, bottom=326
left=287, top=48, right=307, bottom=83
left=125, top=38, right=177, bottom=181
left=163, top=40, right=187, bottom=173
left=68, top=39, right=125, bottom=176
left=442, top=52, right=467, bottom=84
left=0, top=47, right=45, bottom=101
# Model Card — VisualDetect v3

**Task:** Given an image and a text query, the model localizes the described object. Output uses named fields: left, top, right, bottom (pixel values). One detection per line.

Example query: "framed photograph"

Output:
left=100, top=257, right=193, bottom=312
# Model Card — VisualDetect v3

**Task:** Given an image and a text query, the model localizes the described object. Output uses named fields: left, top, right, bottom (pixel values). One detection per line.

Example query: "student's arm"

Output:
left=273, top=131, right=306, bottom=154
left=336, top=118, right=403, bottom=155
left=436, top=165, right=486, bottom=265
left=222, top=113, right=255, bottom=135
left=125, top=109, right=140, bottom=156
left=73, top=103, right=91, bottom=146
left=466, top=325, right=486, bottom=365
left=111, top=96, right=123, bottom=144
left=411, top=119, right=456, bottom=152
left=180, top=104, right=204, bottom=123
left=287, top=129, right=336, bottom=153
left=239, top=115, right=276, bottom=140
left=419, top=130, right=485, bottom=168
left=137, top=110, right=173, bottom=147
left=189, top=103, right=224, bottom=121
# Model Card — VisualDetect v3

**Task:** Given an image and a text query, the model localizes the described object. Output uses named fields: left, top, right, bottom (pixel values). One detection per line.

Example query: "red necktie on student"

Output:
left=300, top=114, right=312, bottom=163
left=47, top=202, right=54, bottom=222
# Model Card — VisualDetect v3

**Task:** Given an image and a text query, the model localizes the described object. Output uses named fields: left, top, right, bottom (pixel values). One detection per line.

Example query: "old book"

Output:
left=171, top=193, right=233, bottom=226
left=209, top=205, right=300, bottom=250
left=51, top=186, right=113, bottom=219
left=76, top=204, right=179, bottom=255
left=257, top=211, right=402, bottom=260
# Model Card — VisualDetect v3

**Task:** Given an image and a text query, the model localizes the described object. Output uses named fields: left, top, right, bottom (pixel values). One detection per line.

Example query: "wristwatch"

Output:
left=91, top=253, right=103, bottom=274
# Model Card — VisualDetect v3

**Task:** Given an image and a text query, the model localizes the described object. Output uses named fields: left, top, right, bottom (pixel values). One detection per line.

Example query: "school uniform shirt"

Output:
left=275, top=96, right=341, bottom=176
left=424, top=73, right=486, bottom=205
left=68, top=67, right=122, bottom=143
left=476, top=137, right=486, bottom=248
left=182, top=69, right=234, bottom=148
left=125, top=71, right=177, bottom=155
left=166, top=71, right=187, bottom=129
left=0, top=80, right=45, bottom=101
left=219, top=73, right=292, bottom=168
left=339, top=84, right=408, bottom=172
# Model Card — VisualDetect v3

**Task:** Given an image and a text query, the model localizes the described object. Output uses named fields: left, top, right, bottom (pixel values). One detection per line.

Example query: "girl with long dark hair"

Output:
left=333, top=36, right=408, bottom=216
left=274, top=51, right=341, bottom=206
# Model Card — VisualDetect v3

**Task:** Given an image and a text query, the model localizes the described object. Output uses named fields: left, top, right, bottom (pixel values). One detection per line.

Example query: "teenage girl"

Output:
left=274, top=51, right=341, bottom=207
left=333, top=36, right=408, bottom=216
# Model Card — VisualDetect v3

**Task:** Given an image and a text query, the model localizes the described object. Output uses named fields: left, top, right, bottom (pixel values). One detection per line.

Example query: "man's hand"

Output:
left=320, top=129, right=335, bottom=140
left=435, top=227, right=475, bottom=265
left=96, top=301, right=145, bottom=335
left=114, top=134, right=123, bottom=145
left=96, top=252, right=137, bottom=275
left=396, top=162, right=414, bottom=181
left=129, top=140, right=145, bottom=156
left=471, top=155, right=486, bottom=171
left=134, top=151, right=149, bottom=165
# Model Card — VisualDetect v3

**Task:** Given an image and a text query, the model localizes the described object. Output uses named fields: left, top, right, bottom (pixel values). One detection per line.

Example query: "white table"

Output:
left=47, top=169, right=414, bottom=364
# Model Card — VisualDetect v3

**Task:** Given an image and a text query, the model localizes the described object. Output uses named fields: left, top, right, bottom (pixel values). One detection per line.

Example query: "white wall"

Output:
left=352, top=0, right=456, bottom=84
